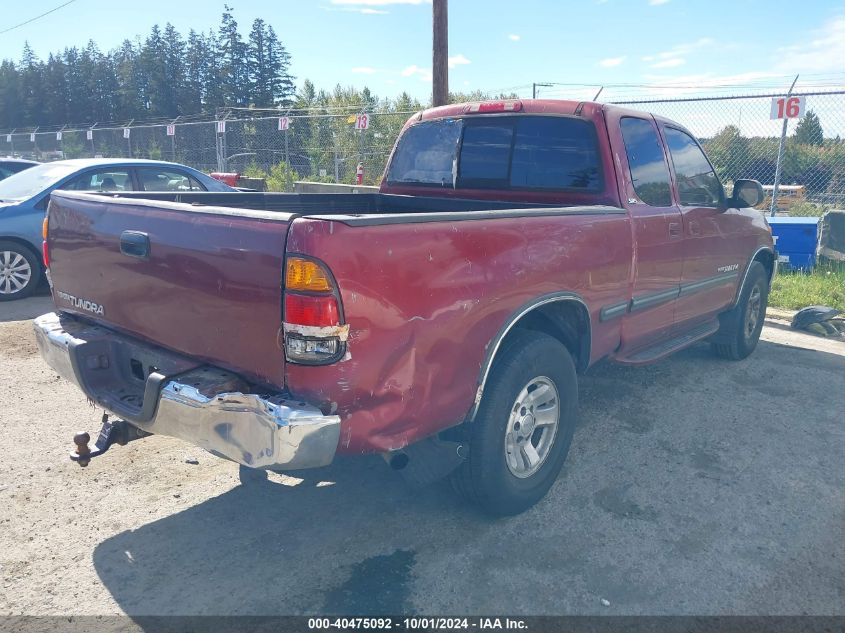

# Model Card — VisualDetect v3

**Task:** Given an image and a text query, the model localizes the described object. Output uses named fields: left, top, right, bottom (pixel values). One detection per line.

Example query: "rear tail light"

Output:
left=42, top=217, right=49, bottom=268
left=284, top=293, right=340, bottom=327
left=286, top=257, right=334, bottom=292
left=283, top=256, right=346, bottom=364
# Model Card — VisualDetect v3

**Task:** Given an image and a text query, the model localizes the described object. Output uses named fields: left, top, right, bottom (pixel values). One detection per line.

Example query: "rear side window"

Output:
left=61, top=169, right=132, bottom=192
left=620, top=117, right=672, bottom=207
left=664, top=127, right=723, bottom=207
left=138, top=168, right=206, bottom=192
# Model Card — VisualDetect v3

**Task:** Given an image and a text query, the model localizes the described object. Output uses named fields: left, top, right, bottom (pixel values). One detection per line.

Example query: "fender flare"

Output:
left=466, top=291, right=591, bottom=424
left=730, top=246, right=775, bottom=309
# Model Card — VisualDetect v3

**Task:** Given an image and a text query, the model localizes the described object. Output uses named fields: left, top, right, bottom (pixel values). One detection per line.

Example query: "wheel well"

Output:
left=507, top=300, right=591, bottom=373
left=0, top=236, right=41, bottom=263
left=754, top=249, right=775, bottom=282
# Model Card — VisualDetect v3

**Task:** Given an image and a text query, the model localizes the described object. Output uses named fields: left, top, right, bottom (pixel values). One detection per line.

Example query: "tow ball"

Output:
left=71, top=414, right=151, bottom=467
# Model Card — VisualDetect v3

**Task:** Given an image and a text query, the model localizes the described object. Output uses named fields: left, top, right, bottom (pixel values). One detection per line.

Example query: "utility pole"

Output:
left=532, top=83, right=553, bottom=99
left=432, top=0, right=448, bottom=106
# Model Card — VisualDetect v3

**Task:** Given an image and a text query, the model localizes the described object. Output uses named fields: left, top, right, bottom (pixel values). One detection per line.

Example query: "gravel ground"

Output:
left=1, top=295, right=843, bottom=616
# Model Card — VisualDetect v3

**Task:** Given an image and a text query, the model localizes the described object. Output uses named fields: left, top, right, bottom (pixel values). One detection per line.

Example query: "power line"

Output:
left=0, top=0, right=78, bottom=36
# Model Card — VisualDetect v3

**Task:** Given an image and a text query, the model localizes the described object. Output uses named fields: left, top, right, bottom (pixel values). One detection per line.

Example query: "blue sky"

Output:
left=1, top=0, right=844, bottom=103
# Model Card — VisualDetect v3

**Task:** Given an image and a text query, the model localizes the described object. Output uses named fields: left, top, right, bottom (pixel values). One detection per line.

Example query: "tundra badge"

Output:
left=56, top=290, right=105, bottom=315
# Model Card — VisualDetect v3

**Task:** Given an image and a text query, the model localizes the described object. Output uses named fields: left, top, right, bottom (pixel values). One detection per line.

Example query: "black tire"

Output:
left=0, top=240, right=41, bottom=301
left=238, top=464, right=269, bottom=485
left=450, top=330, right=578, bottom=516
left=711, top=261, right=769, bottom=360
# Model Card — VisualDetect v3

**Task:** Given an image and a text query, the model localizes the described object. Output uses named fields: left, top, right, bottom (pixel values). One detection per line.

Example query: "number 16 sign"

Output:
left=771, top=96, right=806, bottom=120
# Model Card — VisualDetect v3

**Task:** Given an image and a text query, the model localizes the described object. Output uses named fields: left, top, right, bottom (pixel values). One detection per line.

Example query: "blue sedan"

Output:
left=0, top=159, right=234, bottom=300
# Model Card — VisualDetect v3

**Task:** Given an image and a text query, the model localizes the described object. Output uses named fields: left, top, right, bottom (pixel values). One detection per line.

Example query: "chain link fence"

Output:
left=0, top=110, right=415, bottom=188
left=1, top=90, right=844, bottom=212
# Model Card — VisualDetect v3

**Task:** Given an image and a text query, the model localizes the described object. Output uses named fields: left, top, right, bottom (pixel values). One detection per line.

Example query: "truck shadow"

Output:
left=92, top=455, right=483, bottom=617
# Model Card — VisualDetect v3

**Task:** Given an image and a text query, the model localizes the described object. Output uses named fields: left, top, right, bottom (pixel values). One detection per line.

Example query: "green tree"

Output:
left=795, top=109, right=824, bottom=146
left=18, top=43, right=42, bottom=126
left=218, top=5, right=249, bottom=107
left=705, top=125, right=750, bottom=183
left=266, top=160, right=298, bottom=191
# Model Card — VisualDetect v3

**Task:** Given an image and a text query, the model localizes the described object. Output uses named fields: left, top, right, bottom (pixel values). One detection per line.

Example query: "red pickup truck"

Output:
left=34, top=99, right=775, bottom=515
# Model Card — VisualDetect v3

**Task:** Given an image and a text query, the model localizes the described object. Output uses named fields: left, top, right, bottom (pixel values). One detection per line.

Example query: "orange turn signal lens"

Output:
left=42, top=217, right=49, bottom=240
left=285, top=257, right=333, bottom=293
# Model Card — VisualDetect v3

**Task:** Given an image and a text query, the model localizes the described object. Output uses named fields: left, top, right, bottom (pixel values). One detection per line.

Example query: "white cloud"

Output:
left=401, top=65, right=433, bottom=81
left=775, top=16, right=845, bottom=73
left=448, top=54, right=471, bottom=68
left=508, top=34, right=521, bottom=41
left=650, top=57, right=685, bottom=68
left=351, top=67, right=378, bottom=74
left=649, top=0, right=670, bottom=5
left=360, top=7, right=389, bottom=13
left=599, top=56, right=626, bottom=67
left=642, top=38, right=712, bottom=68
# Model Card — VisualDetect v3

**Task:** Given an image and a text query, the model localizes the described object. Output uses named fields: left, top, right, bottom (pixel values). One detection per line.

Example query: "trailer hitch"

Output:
left=71, top=414, right=152, bottom=467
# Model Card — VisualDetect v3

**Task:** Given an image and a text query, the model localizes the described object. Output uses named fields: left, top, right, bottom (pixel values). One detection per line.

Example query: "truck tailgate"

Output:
left=46, top=192, right=292, bottom=387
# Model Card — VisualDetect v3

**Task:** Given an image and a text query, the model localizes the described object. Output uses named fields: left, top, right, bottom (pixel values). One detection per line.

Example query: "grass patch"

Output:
left=770, top=265, right=845, bottom=312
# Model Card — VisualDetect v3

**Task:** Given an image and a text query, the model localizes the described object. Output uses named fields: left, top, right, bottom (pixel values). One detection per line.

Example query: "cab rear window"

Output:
left=387, top=115, right=602, bottom=192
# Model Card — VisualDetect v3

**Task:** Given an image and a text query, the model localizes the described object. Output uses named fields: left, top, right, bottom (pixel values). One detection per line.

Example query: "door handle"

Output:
left=120, top=231, right=150, bottom=259
left=669, top=222, right=682, bottom=239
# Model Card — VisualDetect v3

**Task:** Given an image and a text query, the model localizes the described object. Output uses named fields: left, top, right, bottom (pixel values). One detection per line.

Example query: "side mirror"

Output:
left=730, top=179, right=764, bottom=208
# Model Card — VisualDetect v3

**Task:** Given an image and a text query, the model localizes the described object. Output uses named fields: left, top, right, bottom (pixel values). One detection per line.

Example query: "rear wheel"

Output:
left=451, top=330, right=578, bottom=516
left=711, top=261, right=769, bottom=360
left=0, top=241, right=41, bottom=301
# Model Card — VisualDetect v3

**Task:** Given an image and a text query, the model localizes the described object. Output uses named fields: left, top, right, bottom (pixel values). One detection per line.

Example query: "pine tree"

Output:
left=183, top=30, right=206, bottom=113
left=0, top=7, right=299, bottom=126
left=18, top=43, right=42, bottom=126
left=161, top=24, right=186, bottom=116
left=795, top=110, right=824, bottom=146
left=0, top=60, right=21, bottom=128
left=113, top=40, right=144, bottom=120
left=265, top=25, right=295, bottom=105
left=42, top=54, right=69, bottom=124
left=218, top=5, right=248, bottom=107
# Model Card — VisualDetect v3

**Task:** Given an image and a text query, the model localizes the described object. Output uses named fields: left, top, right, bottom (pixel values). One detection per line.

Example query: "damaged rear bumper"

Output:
left=33, top=312, right=341, bottom=470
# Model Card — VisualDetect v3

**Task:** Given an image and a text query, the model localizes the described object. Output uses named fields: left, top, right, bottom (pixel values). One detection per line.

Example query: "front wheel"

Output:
left=0, top=241, right=41, bottom=301
left=450, top=331, right=578, bottom=516
left=711, top=261, right=769, bottom=360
